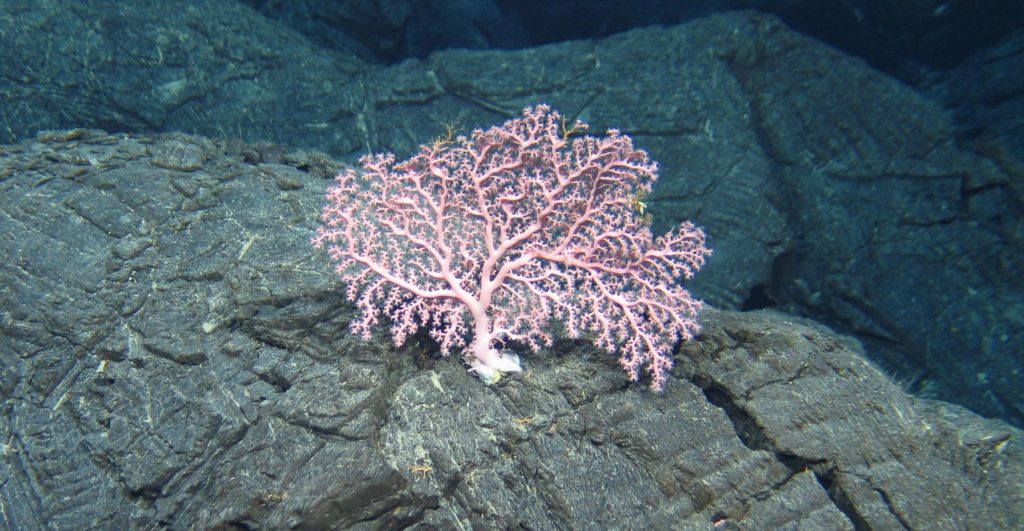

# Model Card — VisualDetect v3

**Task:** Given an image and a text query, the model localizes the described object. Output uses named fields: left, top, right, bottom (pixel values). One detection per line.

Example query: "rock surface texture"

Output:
left=0, top=130, right=1020, bottom=528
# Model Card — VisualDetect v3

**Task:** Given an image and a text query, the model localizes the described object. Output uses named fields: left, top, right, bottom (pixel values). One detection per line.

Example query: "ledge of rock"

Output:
left=0, top=130, right=1019, bottom=528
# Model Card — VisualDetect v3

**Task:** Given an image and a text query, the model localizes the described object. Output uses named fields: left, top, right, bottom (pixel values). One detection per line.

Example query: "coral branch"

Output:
left=313, top=105, right=711, bottom=390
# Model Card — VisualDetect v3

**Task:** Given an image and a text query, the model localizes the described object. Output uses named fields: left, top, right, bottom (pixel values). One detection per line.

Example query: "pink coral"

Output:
left=312, top=105, right=710, bottom=390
